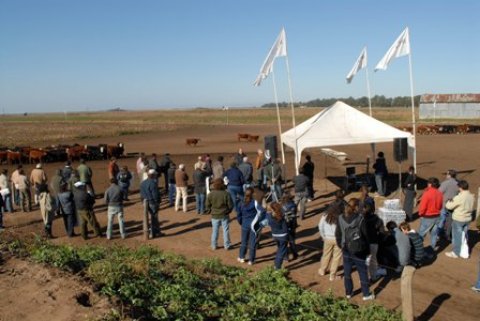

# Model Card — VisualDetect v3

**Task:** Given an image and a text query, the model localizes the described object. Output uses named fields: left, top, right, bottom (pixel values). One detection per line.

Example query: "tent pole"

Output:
left=408, top=51, right=417, bottom=174
left=285, top=53, right=299, bottom=175
left=272, top=70, right=286, bottom=165
left=366, top=68, right=372, bottom=117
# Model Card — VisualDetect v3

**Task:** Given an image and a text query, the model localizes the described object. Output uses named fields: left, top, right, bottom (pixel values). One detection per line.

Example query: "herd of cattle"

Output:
left=185, top=133, right=260, bottom=147
left=398, top=123, right=480, bottom=135
left=0, top=143, right=125, bottom=165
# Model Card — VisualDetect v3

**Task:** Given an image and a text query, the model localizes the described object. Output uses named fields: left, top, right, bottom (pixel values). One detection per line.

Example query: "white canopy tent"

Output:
left=281, top=101, right=415, bottom=167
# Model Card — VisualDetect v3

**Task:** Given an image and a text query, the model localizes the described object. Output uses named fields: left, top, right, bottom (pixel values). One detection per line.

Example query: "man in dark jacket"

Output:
left=293, top=167, right=310, bottom=220
left=238, top=156, right=253, bottom=189
left=223, top=162, right=244, bottom=214
left=73, top=181, right=102, bottom=240
left=50, top=169, right=65, bottom=215
left=167, top=163, right=177, bottom=207
left=104, top=178, right=126, bottom=239
left=302, top=155, right=315, bottom=199
left=140, top=169, right=161, bottom=238
left=62, top=161, right=73, bottom=182
left=159, top=153, right=172, bottom=192
left=373, top=151, right=388, bottom=196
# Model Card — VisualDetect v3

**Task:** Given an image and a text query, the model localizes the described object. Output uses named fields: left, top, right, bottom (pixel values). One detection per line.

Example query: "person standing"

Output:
left=472, top=258, right=480, bottom=293
left=223, top=162, right=245, bottom=214
left=167, top=163, right=177, bottom=207
left=206, top=178, right=233, bottom=250
left=108, top=157, right=120, bottom=180
left=438, top=169, right=459, bottom=241
left=175, top=164, right=189, bottom=213
left=234, top=148, right=246, bottom=166
left=212, top=156, right=225, bottom=180
left=38, top=184, right=54, bottom=238
left=30, top=163, right=48, bottom=205
left=358, top=185, right=375, bottom=215
left=140, top=169, right=161, bottom=238
left=193, top=163, right=208, bottom=214
left=17, top=169, right=31, bottom=212
left=77, top=159, right=94, bottom=195
left=73, top=182, right=102, bottom=240
left=62, top=161, right=73, bottom=182
left=0, top=169, right=13, bottom=213
left=254, top=149, right=265, bottom=189
left=148, top=153, right=160, bottom=174
left=445, top=180, right=474, bottom=259
left=363, top=203, right=385, bottom=281
left=302, top=155, right=315, bottom=199
left=238, top=156, right=253, bottom=191
left=403, top=166, right=417, bottom=221
left=117, top=166, right=132, bottom=201
left=282, top=194, right=299, bottom=261
left=237, top=187, right=258, bottom=265
left=266, top=202, right=289, bottom=269
left=159, top=153, right=172, bottom=192
left=418, top=177, right=443, bottom=252
left=265, top=158, right=283, bottom=202
left=50, top=169, right=64, bottom=215
left=104, top=178, right=126, bottom=239
left=57, top=183, right=76, bottom=237
left=335, top=198, right=374, bottom=300
left=318, top=206, right=342, bottom=281
left=10, top=165, right=23, bottom=207
left=293, top=167, right=310, bottom=220
left=373, top=151, right=388, bottom=196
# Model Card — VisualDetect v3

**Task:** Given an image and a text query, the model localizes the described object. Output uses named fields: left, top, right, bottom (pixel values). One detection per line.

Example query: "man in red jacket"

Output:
left=418, top=177, right=443, bottom=252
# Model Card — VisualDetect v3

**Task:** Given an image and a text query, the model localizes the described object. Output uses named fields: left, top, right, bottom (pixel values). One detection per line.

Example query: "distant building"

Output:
left=419, top=93, right=480, bottom=119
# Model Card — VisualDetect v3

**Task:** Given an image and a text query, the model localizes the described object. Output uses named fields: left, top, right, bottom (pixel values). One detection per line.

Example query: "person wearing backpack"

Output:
left=335, top=198, right=374, bottom=300
left=281, top=193, right=299, bottom=261
left=399, top=222, right=424, bottom=267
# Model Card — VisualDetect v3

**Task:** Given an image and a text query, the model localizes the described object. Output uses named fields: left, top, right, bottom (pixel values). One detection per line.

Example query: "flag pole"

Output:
left=272, top=70, right=286, bottom=165
left=365, top=68, right=372, bottom=117
left=408, top=50, right=417, bottom=173
left=284, top=52, right=299, bottom=175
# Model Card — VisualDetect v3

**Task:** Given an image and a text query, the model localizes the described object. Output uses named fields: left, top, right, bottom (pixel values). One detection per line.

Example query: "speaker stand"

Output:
left=397, top=161, right=402, bottom=192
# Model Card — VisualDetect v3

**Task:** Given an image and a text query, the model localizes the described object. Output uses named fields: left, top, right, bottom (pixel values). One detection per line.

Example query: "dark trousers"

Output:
left=403, top=189, right=416, bottom=220
left=78, top=209, right=102, bottom=239
left=239, top=227, right=257, bottom=263
left=63, top=214, right=75, bottom=237
left=287, top=225, right=298, bottom=258
left=274, top=237, right=288, bottom=269
left=342, top=249, right=371, bottom=297
left=147, top=201, right=160, bottom=237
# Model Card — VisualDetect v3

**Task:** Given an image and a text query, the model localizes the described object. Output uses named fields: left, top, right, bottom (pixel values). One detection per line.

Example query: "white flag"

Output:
left=253, top=28, right=287, bottom=86
left=346, top=47, right=367, bottom=84
left=375, top=27, right=410, bottom=71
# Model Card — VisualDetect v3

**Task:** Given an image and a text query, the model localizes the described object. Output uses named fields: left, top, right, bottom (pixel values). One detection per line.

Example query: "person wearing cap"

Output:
left=418, top=177, right=443, bottom=253
left=0, top=169, right=13, bottom=213
left=445, top=180, right=474, bottom=259
left=57, top=183, right=76, bottom=237
left=117, top=166, right=132, bottom=201
left=73, top=181, right=102, bottom=239
left=108, top=157, right=119, bottom=180
left=193, top=162, right=208, bottom=214
left=175, top=164, right=189, bottom=213
left=140, top=169, right=161, bottom=238
left=238, top=156, right=253, bottom=191
left=438, top=169, right=459, bottom=241
left=104, top=178, right=126, bottom=239
left=30, top=163, right=48, bottom=205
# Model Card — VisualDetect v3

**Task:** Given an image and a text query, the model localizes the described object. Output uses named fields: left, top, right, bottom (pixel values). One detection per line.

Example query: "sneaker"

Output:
left=248, top=261, right=253, bottom=266
left=237, top=258, right=245, bottom=263
left=445, top=251, right=459, bottom=259
left=318, top=269, right=326, bottom=276
left=376, top=268, right=387, bottom=276
left=346, top=295, right=352, bottom=299
left=471, top=286, right=480, bottom=293
left=363, top=294, right=375, bottom=301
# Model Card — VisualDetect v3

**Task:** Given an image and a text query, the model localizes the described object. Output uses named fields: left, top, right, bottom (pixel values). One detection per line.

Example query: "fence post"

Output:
left=401, top=265, right=416, bottom=321
left=143, top=199, right=149, bottom=240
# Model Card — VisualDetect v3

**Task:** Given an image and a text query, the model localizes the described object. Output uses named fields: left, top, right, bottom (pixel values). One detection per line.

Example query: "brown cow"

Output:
left=29, top=149, right=47, bottom=164
left=7, top=150, right=22, bottom=165
left=0, top=151, right=6, bottom=164
left=237, top=133, right=250, bottom=142
left=456, top=124, right=469, bottom=135
left=247, top=135, right=260, bottom=142
left=66, top=145, right=87, bottom=162
left=186, top=138, right=200, bottom=146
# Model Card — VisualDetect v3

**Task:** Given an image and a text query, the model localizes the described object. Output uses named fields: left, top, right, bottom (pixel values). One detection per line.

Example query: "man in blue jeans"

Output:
left=206, top=178, right=233, bottom=250
left=444, top=180, right=474, bottom=259
left=418, top=177, right=443, bottom=253
left=223, top=162, right=244, bottom=214
left=437, top=169, right=459, bottom=241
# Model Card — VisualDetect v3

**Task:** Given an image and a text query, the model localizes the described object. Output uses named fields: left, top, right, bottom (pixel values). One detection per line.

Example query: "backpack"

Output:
left=339, top=214, right=368, bottom=254
left=282, top=201, right=297, bottom=227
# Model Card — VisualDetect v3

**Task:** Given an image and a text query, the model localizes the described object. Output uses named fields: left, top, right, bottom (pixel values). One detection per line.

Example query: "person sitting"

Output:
left=399, top=221, right=424, bottom=267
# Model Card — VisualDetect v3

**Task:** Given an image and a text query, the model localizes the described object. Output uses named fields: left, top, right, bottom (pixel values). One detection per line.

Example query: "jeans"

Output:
left=195, top=192, right=206, bottom=214
left=211, top=217, right=231, bottom=250
left=419, top=216, right=440, bottom=248
left=19, top=189, right=31, bottom=212
left=272, top=183, right=282, bottom=202
left=452, top=220, right=469, bottom=256
left=175, top=186, right=188, bottom=212
left=342, top=249, right=371, bottom=297
left=168, top=183, right=176, bottom=206
left=0, top=208, right=3, bottom=228
left=274, top=238, right=288, bottom=269
left=227, top=185, right=244, bottom=214
left=147, top=201, right=160, bottom=237
left=475, top=258, right=480, bottom=288
left=295, top=191, right=308, bottom=219
left=107, top=205, right=125, bottom=239
left=438, top=207, right=453, bottom=240
left=239, top=227, right=256, bottom=262
left=2, top=193, right=12, bottom=212
left=63, top=214, right=75, bottom=237
left=119, top=183, right=129, bottom=200
left=375, top=174, right=385, bottom=196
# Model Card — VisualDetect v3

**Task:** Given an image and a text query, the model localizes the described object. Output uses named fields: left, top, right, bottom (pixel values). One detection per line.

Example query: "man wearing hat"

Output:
left=140, top=169, right=161, bottom=238
left=73, top=181, right=102, bottom=240
left=30, top=163, right=48, bottom=205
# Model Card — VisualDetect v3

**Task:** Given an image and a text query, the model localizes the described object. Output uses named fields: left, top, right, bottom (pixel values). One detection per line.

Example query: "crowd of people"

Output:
left=1, top=148, right=480, bottom=299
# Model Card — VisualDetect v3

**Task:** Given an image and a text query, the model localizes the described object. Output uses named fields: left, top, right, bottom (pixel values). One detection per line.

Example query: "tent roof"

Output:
left=281, top=101, right=413, bottom=160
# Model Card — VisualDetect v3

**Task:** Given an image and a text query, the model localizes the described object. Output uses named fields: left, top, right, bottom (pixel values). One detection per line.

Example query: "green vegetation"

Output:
left=1, top=238, right=402, bottom=321
left=261, top=95, right=422, bottom=108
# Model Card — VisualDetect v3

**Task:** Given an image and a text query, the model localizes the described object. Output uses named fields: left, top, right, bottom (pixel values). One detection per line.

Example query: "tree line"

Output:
left=261, top=95, right=421, bottom=108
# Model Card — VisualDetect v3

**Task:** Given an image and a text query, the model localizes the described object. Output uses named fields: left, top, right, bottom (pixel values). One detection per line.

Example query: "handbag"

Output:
left=460, top=231, right=469, bottom=259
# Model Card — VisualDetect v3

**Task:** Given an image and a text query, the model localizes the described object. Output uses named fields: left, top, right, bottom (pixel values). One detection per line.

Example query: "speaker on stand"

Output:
left=393, top=137, right=409, bottom=191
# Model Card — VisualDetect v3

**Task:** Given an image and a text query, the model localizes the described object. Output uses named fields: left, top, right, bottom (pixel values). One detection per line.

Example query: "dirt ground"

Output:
left=2, top=123, right=480, bottom=321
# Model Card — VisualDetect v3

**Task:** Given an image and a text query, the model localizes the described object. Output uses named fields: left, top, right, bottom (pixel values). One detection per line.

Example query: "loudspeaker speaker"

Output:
left=264, top=135, right=278, bottom=160
left=393, top=138, right=408, bottom=162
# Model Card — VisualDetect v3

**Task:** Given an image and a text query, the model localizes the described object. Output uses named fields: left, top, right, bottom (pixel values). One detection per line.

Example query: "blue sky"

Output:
left=0, top=0, right=479, bottom=113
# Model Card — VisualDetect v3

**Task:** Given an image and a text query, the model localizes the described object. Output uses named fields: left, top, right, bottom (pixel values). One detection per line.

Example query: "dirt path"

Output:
left=2, top=123, right=480, bottom=321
